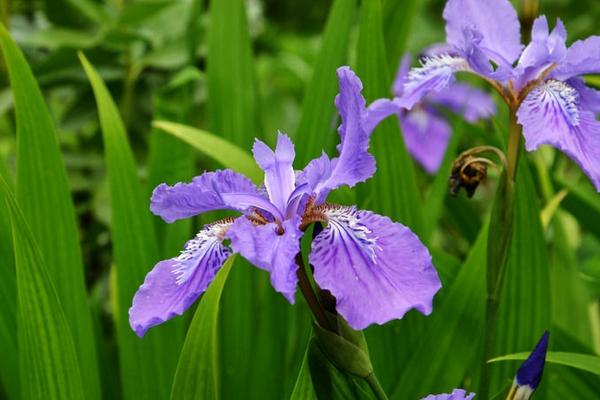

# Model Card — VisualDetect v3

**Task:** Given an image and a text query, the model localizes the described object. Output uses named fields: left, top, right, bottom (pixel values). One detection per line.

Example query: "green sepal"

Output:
left=312, top=315, right=373, bottom=378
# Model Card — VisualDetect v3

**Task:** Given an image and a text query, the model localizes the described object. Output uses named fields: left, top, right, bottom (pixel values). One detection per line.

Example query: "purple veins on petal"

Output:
left=129, top=221, right=232, bottom=337
left=421, top=389, right=476, bottom=400
left=309, top=205, right=441, bottom=330
left=517, top=80, right=600, bottom=191
left=227, top=216, right=303, bottom=304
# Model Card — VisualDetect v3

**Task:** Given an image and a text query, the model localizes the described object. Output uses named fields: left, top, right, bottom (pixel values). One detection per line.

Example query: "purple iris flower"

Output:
left=421, top=389, right=475, bottom=400
left=129, top=67, right=441, bottom=337
left=393, top=51, right=495, bottom=174
left=394, top=0, right=600, bottom=191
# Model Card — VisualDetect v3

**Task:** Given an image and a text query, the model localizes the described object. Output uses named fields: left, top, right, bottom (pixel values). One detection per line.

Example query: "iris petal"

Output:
left=517, top=80, right=600, bottom=191
left=252, top=132, right=296, bottom=214
left=309, top=206, right=441, bottom=330
left=552, top=36, right=600, bottom=81
left=443, top=0, right=522, bottom=65
left=227, top=216, right=303, bottom=303
left=399, top=107, right=452, bottom=174
left=129, top=222, right=232, bottom=337
left=420, top=389, right=476, bottom=400
left=298, top=67, right=376, bottom=202
left=150, top=170, right=277, bottom=223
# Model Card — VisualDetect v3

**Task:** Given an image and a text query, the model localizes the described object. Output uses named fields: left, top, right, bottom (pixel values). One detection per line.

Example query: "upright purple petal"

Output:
left=298, top=67, right=376, bottom=201
left=227, top=216, right=303, bottom=303
left=517, top=80, right=600, bottom=191
left=129, top=221, right=232, bottom=337
left=309, top=206, right=441, bottom=330
left=252, top=132, right=296, bottom=214
left=427, top=82, right=496, bottom=123
left=150, top=170, right=282, bottom=223
left=552, top=36, right=600, bottom=81
left=443, top=0, right=522, bottom=65
left=399, top=107, right=452, bottom=174
left=421, top=389, right=476, bottom=400
left=515, top=17, right=567, bottom=89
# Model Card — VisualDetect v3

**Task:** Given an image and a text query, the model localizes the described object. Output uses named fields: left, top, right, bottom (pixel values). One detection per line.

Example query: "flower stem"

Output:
left=295, top=253, right=335, bottom=333
left=478, top=111, right=520, bottom=398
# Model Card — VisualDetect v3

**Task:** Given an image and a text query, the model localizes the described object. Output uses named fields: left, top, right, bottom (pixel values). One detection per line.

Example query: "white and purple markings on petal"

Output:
left=314, top=205, right=381, bottom=267
left=405, top=55, right=469, bottom=95
left=173, top=220, right=233, bottom=285
left=530, top=80, right=580, bottom=126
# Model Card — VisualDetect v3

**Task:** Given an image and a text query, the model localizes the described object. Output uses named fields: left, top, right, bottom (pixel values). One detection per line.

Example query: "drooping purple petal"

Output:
left=150, top=169, right=282, bottom=223
left=421, top=389, right=476, bottom=400
left=514, top=17, right=567, bottom=89
left=129, top=221, right=232, bottom=337
left=401, top=55, right=469, bottom=110
left=399, top=107, right=452, bottom=174
left=443, top=0, right=522, bottom=65
left=309, top=206, right=441, bottom=330
left=427, top=82, right=496, bottom=123
left=517, top=80, right=600, bottom=191
left=227, top=216, right=303, bottom=303
left=252, top=132, right=296, bottom=214
left=298, top=67, right=376, bottom=202
left=552, top=36, right=600, bottom=81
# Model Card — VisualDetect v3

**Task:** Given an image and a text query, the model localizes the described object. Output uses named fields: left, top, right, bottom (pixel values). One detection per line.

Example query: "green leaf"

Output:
left=489, top=160, right=551, bottom=394
left=355, top=0, right=427, bottom=389
left=355, top=0, right=425, bottom=237
left=423, top=118, right=464, bottom=240
left=382, top=0, right=418, bottom=73
left=0, top=176, right=85, bottom=400
left=80, top=53, right=183, bottom=400
left=0, top=160, right=18, bottom=400
left=555, top=176, right=600, bottom=240
left=0, top=24, right=101, bottom=400
left=145, top=70, right=198, bottom=258
left=294, top=0, right=356, bottom=166
left=391, top=225, right=487, bottom=398
left=290, top=350, right=317, bottom=400
left=490, top=351, right=600, bottom=376
left=152, top=120, right=263, bottom=183
left=170, top=256, right=235, bottom=400
left=207, top=0, right=259, bottom=148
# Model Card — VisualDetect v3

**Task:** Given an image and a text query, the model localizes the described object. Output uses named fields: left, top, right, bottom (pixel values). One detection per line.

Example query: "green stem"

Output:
left=365, top=373, right=389, bottom=400
left=478, top=111, right=520, bottom=398
left=295, top=253, right=335, bottom=333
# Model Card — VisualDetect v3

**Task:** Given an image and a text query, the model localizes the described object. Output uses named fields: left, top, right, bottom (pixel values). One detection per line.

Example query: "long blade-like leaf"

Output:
left=0, top=160, right=18, bottom=400
left=391, top=226, right=487, bottom=398
left=490, top=351, right=600, bottom=376
left=152, top=120, right=262, bottom=183
left=489, top=160, right=551, bottom=394
left=80, top=53, right=182, bottom=400
left=294, top=0, right=356, bottom=166
left=355, top=0, right=427, bottom=389
left=170, top=256, right=235, bottom=400
left=207, top=0, right=259, bottom=148
left=0, top=24, right=101, bottom=400
left=1, top=176, right=85, bottom=400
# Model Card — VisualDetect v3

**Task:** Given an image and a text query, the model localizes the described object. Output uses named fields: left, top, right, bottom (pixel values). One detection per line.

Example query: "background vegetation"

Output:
left=0, top=0, right=599, bottom=399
